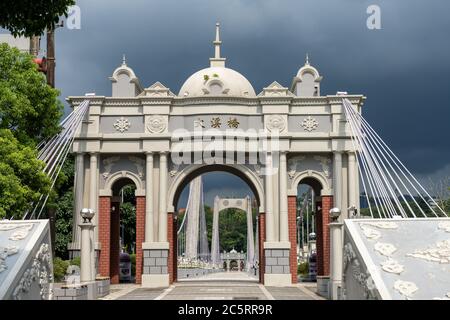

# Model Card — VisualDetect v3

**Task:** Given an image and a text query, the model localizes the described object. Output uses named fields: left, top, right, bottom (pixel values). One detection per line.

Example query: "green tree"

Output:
left=0, top=0, right=75, bottom=37
left=0, top=129, right=50, bottom=218
left=0, top=43, right=63, bottom=145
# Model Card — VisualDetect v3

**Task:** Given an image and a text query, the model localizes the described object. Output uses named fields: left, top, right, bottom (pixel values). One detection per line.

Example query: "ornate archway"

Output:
left=169, top=164, right=265, bottom=283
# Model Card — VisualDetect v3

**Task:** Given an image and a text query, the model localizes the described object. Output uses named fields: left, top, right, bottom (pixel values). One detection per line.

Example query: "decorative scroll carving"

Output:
left=12, top=243, right=53, bottom=300
left=438, top=221, right=450, bottom=233
left=147, top=115, right=167, bottom=133
left=0, top=245, right=18, bottom=273
left=342, top=242, right=377, bottom=299
left=9, top=224, right=33, bottom=241
left=361, top=221, right=398, bottom=229
left=287, top=156, right=305, bottom=179
left=374, top=242, right=397, bottom=257
left=394, top=280, right=418, bottom=299
left=313, top=155, right=331, bottom=178
left=380, top=259, right=404, bottom=274
left=102, top=156, right=120, bottom=179
left=360, top=225, right=381, bottom=240
left=301, top=116, right=318, bottom=132
left=113, top=117, right=131, bottom=133
left=406, top=239, right=450, bottom=264
left=266, top=115, right=286, bottom=133
left=128, top=156, right=145, bottom=178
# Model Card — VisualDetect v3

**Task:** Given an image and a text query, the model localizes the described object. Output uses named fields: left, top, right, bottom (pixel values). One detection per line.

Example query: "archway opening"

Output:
left=174, top=170, right=260, bottom=282
left=110, top=177, right=137, bottom=284
left=295, top=176, right=325, bottom=283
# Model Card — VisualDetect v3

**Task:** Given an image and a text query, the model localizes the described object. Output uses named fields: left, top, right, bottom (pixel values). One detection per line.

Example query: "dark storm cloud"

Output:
left=53, top=0, right=450, bottom=184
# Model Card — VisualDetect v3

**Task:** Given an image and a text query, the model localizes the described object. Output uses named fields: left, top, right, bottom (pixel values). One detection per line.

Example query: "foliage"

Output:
left=70, top=256, right=80, bottom=267
left=0, top=43, right=63, bottom=145
left=0, top=0, right=75, bottom=37
left=0, top=129, right=50, bottom=219
left=120, top=202, right=136, bottom=252
left=53, top=257, right=69, bottom=282
left=298, top=262, right=309, bottom=275
left=44, top=154, right=75, bottom=259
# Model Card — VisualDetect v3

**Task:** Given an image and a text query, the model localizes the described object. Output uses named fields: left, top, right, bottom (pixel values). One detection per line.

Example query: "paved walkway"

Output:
left=101, top=272, right=324, bottom=300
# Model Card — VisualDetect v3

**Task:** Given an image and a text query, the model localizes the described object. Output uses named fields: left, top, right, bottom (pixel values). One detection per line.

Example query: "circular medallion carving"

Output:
left=266, top=115, right=286, bottom=132
left=147, top=115, right=166, bottom=133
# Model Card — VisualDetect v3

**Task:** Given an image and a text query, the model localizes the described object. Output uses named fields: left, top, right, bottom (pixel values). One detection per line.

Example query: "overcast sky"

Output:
left=6, top=0, right=450, bottom=206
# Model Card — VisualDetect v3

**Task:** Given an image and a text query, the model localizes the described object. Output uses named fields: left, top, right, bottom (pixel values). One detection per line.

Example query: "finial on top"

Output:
left=122, top=54, right=127, bottom=66
left=305, top=53, right=310, bottom=65
left=210, top=22, right=226, bottom=67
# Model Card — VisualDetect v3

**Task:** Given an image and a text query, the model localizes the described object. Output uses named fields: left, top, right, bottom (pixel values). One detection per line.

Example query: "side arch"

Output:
left=288, top=169, right=332, bottom=196
left=100, top=170, right=145, bottom=196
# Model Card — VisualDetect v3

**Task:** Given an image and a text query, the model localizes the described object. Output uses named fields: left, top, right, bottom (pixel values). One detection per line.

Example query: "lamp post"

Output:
left=79, top=208, right=95, bottom=283
left=329, top=207, right=343, bottom=300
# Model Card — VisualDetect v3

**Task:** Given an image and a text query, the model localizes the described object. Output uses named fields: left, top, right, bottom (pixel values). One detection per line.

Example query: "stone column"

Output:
left=333, top=152, right=342, bottom=218
left=330, top=220, right=344, bottom=300
left=279, top=152, right=289, bottom=242
left=265, top=152, right=275, bottom=242
left=348, top=152, right=357, bottom=213
left=89, top=153, right=98, bottom=226
left=89, top=153, right=98, bottom=279
left=70, top=152, right=84, bottom=253
left=158, top=152, right=168, bottom=242
left=80, top=220, right=94, bottom=282
left=145, top=152, right=154, bottom=242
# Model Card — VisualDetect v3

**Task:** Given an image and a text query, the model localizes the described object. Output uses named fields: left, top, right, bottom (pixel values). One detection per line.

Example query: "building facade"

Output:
left=67, top=24, right=364, bottom=287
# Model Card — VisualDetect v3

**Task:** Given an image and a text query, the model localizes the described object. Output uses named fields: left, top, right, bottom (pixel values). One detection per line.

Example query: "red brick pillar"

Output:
left=288, top=196, right=298, bottom=284
left=168, top=212, right=175, bottom=284
left=110, top=203, right=120, bottom=284
left=135, top=196, right=145, bottom=284
left=98, top=196, right=111, bottom=278
left=320, top=195, right=333, bottom=276
left=258, top=213, right=265, bottom=284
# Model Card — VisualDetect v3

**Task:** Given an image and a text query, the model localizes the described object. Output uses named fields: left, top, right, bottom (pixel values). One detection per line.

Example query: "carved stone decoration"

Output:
left=287, top=156, right=305, bottom=179
left=433, top=292, right=450, bottom=300
left=406, top=239, right=450, bottom=264
left=360, top=225, right=381, bottom=240
left=12, top=243, right=53, bottom=300
left=394, top=280, right=418, bottom=299
left=9, top=224, right=33, bottom=241
left=169, top=165, right=180, bottom=178
left=113, top=117, right=131, bottom=133
left=266, top=115, right=286, bottom=133
left=128, top=156, right=145, bottom=178
left=342, top=242, right=378, bottom=299
left=313, top=155, right=331, bottom=178
left=438, top=221, right=450, bottom=233
left=147, top=115, right=167, bottom=133
left=102, top=156, right=120, bottom=179
left=374, top=242, right=397, bottom=257
left=301, top=116, right=319, bottom=132
left=362, top=221, right=398, bottom=229
left=380, top=259, right=404, bottom=274
left=0, top=245, right=19, bottom=273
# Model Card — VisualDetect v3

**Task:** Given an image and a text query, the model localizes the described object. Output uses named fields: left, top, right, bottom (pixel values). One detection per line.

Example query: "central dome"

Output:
left=178, top=23, right=256, bottom=98
left=178, top=66, right=256, bottom=98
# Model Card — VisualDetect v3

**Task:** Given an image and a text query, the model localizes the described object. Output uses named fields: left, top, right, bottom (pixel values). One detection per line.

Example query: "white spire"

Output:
left=305, top=53, right=310, bottom=65
left=210, top=22, right=226, bottom=67
left=122, top=54, right=127, bottom=66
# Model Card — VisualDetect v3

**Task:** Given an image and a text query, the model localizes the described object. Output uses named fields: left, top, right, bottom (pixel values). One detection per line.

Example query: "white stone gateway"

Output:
left=342, top=218, right=450, bottom=300
left=0, top=220, right=53, bottom=300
